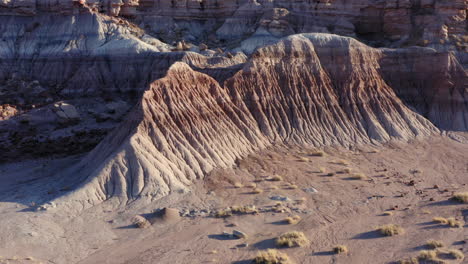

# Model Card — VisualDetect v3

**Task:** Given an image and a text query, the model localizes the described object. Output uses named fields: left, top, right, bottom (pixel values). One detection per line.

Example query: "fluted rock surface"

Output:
left=54, top=34, right=440, bottom=210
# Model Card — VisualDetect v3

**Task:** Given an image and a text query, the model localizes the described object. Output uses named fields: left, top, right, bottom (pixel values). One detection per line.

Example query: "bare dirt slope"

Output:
left=0, top=135, right=466, bottom=264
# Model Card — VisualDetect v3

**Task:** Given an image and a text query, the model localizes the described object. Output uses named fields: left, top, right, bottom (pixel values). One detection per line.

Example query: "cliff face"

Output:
left=54, top=34, right=441, bottom=210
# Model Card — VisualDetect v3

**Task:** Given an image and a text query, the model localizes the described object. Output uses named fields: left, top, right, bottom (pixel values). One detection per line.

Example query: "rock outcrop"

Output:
left=53, top=34, right=441, bottom=210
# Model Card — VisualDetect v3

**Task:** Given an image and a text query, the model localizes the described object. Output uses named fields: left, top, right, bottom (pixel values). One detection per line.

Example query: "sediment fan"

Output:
left=52, top=33, right=453, bottom=211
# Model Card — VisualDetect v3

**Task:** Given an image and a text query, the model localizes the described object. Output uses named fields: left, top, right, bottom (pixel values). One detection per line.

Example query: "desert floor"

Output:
left=0, top=134, right=467, bottom=264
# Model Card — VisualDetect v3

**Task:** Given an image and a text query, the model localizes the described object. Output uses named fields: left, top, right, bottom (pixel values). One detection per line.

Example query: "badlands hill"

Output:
left=52, top=33, right=466, bottom=210
left=0, top=1, right=467, bottom=264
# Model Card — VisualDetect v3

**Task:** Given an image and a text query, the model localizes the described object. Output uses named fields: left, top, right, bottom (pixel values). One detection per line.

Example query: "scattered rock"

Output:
left=270, top=195, right=290, bottom=202
left=303, top=187, right=318, bottom=193
left=233, top=230, right=247, bottom=239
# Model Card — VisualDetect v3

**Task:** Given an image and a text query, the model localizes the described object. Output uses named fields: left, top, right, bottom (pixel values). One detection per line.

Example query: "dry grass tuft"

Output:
left=446, top=217, right=463, bottom=227
left=318, top=167, right=326, bottom=173
left=333, top=245, right=348, bottom=254
left=284, top=215, right=301, bottom=225
left=287, top=184, right=298, bottom=190
left=132, top=215, right=151, bottom=228
left=298, top=157, right=310, bottom=162
left=452, top=192, right=468, bottom=203
left=432, top=217, right=448, bottom=224
left=253, top=188, right=264, bottom=194
left=215, top=205, right=258, bottom=217
left=432, top=217, right=463, bottom=227
left=378, top=224, right=404, bottom=236
left=426, top=240, right=444, bottom=249
left=253, top=249, right=291, bottom=264
left=342, top=168, right=351, bottom=173
left=349, top=173, right=368, bottom=180
left=398, top=257, right=419, bottom=264
left=271, top=175, right=283, bottom=182
left=276, top=231, right=310, bottom=247
left=417, top=250, right=440, bottom=262
left=271, top=186, right=279, bottom=190
left=246, top=183, right=257, bottom=188
left=234, top=182, right=243, bottom=188
left=295, top=197, right=306, bottom=204
left=383, top=211, right=394, bottom=216
left=447, top=249, right=464, bottom=259
left=309, top=151, right=325, bottom=157
left=214, top=209, right=233, bottom=218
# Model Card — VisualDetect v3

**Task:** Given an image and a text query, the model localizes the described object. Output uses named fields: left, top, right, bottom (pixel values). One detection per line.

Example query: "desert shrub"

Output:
left=271, top=175, right=283, bottom=182
left=234, top=182, right=243, bottom=188
left=417, top=250, right=439, bottom=261
left=276, top=231, right=309, bottom=247
left=426, top=240, right=444, bottom=249
left=447, top=249, right=464, bottom=259
left=254, top=249, right=291, bottom=264
left=253, top=188, right=264, bottom=194
left=132, top=215, right=151, bottom=228
left=309, top=151, right=325, bottom=157
left=284, top=215, right=301, bottom=225
left=432, top=217, right=448, bottom=224
left=246, top=183, right=257, bottom=188
left=333, top=245, right=348, bottom=254
left=452, top=192, right=468, bottom=203
left=350, top=173, right=368, bottom=180
left=378, top=224, right=404, bottom=236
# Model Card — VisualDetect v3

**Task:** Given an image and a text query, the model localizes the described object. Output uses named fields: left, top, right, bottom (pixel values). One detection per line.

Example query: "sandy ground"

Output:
left=0, top=134, right=467, bottom=264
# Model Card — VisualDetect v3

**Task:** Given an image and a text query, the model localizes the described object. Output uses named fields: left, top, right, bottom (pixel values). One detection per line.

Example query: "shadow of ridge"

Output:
left=352, top=230, right=383, bottom=240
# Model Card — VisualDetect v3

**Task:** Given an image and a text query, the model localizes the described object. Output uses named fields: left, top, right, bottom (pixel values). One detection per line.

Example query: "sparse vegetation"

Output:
left=253, top=249, right=291, bottom=264
left=452, top=192, right=468, bottom=203
left=446, top=249, right=464, bottom=260
left=253, top=188, right=264, bottom=194
left=349, top=173, right=368, bottom=180
left=426, top=240, right=444, bottom=249
left=271, top=175, right=283, bottom=182
left=298, top=157, right=310, bottom=162
left=309, top=151, right=325, bottom=157
left=284, top=215, right=301, bottom=224
left=378, top=224, right=404, bottom=236
left=432, top=217, right=448, bottom=224
left=287, top=184, right=298, bottom=190
left=234, top=182, right=243, bottom=188
left=132, top=215, right=151, bottom=228
left=246, top=183, right=257, bottom=188
left=446, top=217, right=463, bottom=227
left=383, top=211, right=393, bottom=216
left=432, top=217, right=463, bottom=227
left=417, top=250, right=440, bottom=262
left=318, top=167, right=326, bottom=173
left=295, top=197, right=306, bottom=204
left=342, top=168, right=351, bottom=173
left=398, top=257, right=419, bottom=264
left=215, top=205, right=258, bottom=217
left=333, top=245, right=348, bottom=254
left=276, top=231, right=309, bottom=247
